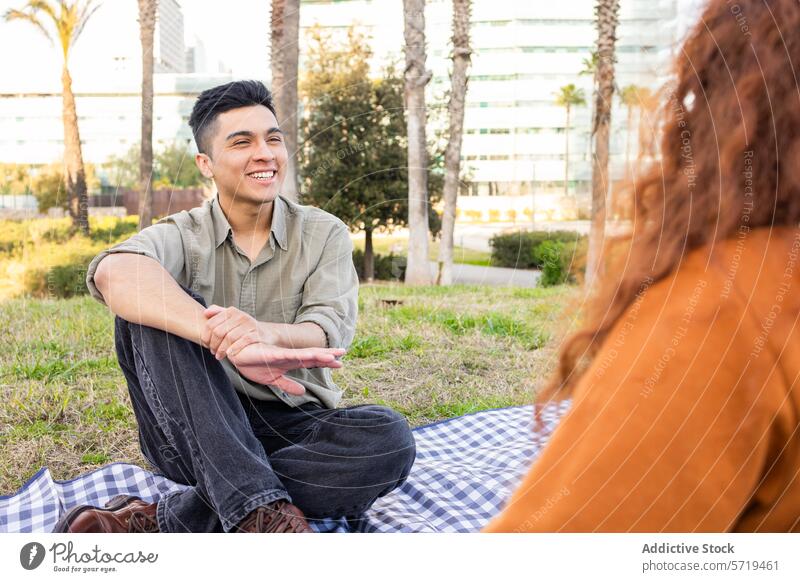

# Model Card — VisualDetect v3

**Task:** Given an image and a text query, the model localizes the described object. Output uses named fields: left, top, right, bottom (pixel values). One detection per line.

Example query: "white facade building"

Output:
left=0, top=74, right=233, bottom=167
left=301, top=0, right=682, bottom=219
left=155, top=0, right=187, bottom=74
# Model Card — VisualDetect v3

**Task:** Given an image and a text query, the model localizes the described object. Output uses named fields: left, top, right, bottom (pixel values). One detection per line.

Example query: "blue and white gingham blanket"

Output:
left=0, top=402, right=569, bottom=533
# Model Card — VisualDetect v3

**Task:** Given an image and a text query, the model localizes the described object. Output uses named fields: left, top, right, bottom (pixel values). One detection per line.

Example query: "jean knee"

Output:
left=356, top=406, right=416, bottom=478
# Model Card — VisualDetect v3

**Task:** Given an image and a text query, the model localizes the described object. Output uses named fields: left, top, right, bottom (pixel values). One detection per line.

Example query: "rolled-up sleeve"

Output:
left=85, top=221, right=185, bottom=305
left=294, top=224, right=358, bottom=349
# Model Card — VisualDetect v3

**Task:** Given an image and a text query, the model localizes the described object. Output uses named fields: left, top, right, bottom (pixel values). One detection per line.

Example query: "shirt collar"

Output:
left=270, top=196, right=289, bottom=251
left=210, top=195, right=289, bottom=251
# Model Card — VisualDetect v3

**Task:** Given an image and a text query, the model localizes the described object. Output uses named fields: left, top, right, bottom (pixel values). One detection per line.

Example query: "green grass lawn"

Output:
left=352, top=234, right=494, bottom=266
left=0, top=284, right=577, bottom=494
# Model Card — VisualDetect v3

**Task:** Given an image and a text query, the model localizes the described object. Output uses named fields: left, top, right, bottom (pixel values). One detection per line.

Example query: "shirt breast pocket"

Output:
left=264, top=292, right=303, bottom=324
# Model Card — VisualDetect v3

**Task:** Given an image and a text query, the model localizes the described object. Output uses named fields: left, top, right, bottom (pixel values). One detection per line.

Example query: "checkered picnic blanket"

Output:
left=0, top=402, right=570, bottom=533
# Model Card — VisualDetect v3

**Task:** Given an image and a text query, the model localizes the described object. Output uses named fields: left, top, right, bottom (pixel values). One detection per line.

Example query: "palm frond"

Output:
left=73, top=0, right=100, bottom=44
left=3, top=7, right=53, bottom=44
left=28, top=0, right=59, bottom=24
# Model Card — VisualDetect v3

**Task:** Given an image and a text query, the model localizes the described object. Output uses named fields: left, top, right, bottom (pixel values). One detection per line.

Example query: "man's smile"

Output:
left=246, top=169, right=277, bottom=183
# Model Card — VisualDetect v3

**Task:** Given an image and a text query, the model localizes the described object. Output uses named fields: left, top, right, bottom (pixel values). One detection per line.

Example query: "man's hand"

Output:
left=227, top=342, right=345, bottom=395
left=202, top=305, right=275, bottom=360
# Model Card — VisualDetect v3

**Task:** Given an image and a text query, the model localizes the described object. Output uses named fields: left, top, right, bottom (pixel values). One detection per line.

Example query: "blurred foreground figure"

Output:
left=486, top=0, right=800, bottom=532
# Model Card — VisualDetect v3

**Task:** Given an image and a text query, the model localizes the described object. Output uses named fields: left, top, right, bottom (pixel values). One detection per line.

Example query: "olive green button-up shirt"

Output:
left=86, top=195, right=358, bottom=408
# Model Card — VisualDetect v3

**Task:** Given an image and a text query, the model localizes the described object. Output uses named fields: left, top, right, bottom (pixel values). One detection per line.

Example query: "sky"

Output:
left=0, top=0, right=271, bottom=91
left=0, top=0, right=706, bottom=92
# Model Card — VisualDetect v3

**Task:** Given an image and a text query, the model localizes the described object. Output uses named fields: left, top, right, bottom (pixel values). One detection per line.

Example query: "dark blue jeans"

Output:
left=113, top=292, right=416, bottom=533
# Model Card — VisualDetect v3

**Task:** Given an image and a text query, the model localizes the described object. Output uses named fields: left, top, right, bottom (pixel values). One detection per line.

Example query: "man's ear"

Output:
left=195, top=153, right=214, bottom=179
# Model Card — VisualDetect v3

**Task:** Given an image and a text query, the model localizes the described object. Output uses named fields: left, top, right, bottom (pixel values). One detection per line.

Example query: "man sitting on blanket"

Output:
left=54, top=80, right=416, bottom=533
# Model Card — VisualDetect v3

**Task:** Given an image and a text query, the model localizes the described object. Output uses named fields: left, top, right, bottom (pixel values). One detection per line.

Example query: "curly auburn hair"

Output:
left=543, top=0, right=800, bottom=399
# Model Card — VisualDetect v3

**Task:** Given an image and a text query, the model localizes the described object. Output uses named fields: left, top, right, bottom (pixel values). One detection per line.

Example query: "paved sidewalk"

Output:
left=429, top=262, right=541, bottom=288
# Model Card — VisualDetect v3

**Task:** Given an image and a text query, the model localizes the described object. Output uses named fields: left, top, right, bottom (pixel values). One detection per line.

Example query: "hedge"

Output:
left=0, top=217, right=139, bottom=299
left=489, top=230, right=584, bottom=269
left=489, top=229, right=587, bottom=287
left=352, top=249, right=407, bottom=281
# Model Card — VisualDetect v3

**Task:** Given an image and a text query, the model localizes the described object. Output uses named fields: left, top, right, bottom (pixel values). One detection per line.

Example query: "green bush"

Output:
left=21, top=239, right=101, bottom=298
left=535, top=240, right=566, bottom=286
left=0, top=220, right=29, bottom=255
left=30, top=164, right=100, bottom=213
left=0, top=217, right=138, bottom=256
left=489, top=229, right=584, bottom=269
left=89, top=216, right=139, bottom=243
left=0, top=216, right=139, bottom=299
left=31, top=167, right=69, bottom=213
left=352, top=249, right=407, bottom=281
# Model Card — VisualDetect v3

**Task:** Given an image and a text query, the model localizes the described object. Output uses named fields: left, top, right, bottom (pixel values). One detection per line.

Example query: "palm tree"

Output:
left=554, top=84, right=586, bottom=200
left=403, top=0, right=433, bottom=285
left=580, top=50, right=599, bottom=165
left=586, top=0, right=620, bottom=288
left=137, top=0, right=157, bottom=230
left=619, top=84, right=640, bottom=180
left=270, top=0, right=300, bottom=202
left=5, top=0, right=98, bottom=235
left=636, top=87, right=658, bottom=166
left=438, top=0, right=472, bottom=286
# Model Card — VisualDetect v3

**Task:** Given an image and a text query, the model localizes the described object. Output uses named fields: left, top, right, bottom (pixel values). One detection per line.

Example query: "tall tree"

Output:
left=299, top=28, right=441, bottom=281
left=438, top=0, right=471, bottom=286
left=5, top=0, right=98, bottom=235
left=636, top=87, right=658, bottom=166
left=137, top=0, right=157, bottom=230
left=619, top=84, right=640, bottom=180
left=554, top=83, right=586, bottom=200
left=270, top=0, right=300, bottom=201
left=402, top=0, right=433, bottom=285
left=579, top=51, right=599, bottom=167
left=586, top=0, right=620, bottom=288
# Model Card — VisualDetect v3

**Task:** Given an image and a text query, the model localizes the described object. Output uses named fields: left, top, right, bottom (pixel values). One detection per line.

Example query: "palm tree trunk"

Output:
left=61, top=65, right=89, bottom=235
left=403, top=0, right=432, bottom=285
left=586, top=0, right=620, bottom=288
left=138, top=0, right=157, bottom=230
left=564, top=104, right=571, bottom=199
left=587, top=78, right=597, bottom=175
left=271, top=0, right=300, bottom=202
left=625, top=103, right=633, bottom=179
left=439, top=0, right=471, bottom=286
left=364, top=227, right=374, bottom=282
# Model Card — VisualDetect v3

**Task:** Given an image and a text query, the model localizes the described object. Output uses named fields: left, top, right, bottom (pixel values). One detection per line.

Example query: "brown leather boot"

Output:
left=52, top=495, right=159, bottom=533
left=235, top=500, right=313, bottom=533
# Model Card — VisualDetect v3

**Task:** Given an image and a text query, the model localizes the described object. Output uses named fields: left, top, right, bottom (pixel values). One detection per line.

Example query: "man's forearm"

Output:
left=94, top=254, right=207, bottom=345
left=259, top=321, right=328, bottom=349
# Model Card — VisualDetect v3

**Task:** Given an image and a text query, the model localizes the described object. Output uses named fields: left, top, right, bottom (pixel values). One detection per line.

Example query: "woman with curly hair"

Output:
left=486, top=0, right=800, bottom=532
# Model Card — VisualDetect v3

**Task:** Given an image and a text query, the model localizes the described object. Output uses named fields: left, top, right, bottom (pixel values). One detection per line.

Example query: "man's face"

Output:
left=194, top=104, right=288, bottom=206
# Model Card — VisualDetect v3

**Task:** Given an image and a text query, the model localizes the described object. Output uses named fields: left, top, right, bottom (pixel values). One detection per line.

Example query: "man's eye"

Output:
left=233, top=141, right=248, bottom=146
left=269, top=137, right=282, bottom=142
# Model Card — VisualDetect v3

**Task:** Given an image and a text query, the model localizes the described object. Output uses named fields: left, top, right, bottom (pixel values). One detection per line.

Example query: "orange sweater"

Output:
left=485, top=228, right=800, bottom=532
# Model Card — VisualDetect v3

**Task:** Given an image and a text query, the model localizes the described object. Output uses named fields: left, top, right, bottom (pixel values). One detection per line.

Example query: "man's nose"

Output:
left=253, top=139, right=275, bottom=161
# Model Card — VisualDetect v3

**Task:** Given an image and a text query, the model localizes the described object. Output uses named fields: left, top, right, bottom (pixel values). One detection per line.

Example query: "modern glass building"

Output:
left=301, top=0, right=681, bottom=220
left=154, top=0, right=188, bottom=74
left=0, top=74, right=233, bottom=167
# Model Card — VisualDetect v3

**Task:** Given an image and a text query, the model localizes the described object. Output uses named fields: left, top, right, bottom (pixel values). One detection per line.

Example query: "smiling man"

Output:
left=54, top=80, right=415, bottom=534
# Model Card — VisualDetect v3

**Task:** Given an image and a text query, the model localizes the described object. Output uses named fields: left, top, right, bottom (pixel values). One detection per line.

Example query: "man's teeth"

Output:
left=249, top=171, right=275, bottom=180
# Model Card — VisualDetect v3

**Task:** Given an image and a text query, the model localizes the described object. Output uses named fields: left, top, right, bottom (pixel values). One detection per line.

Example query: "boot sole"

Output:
left=51, top=495, right=143, bottom=533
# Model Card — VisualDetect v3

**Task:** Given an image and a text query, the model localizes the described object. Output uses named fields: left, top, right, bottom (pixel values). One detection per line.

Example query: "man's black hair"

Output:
left=188, top=80, right=277, bottom=156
